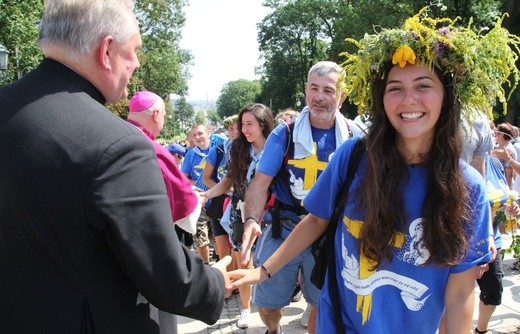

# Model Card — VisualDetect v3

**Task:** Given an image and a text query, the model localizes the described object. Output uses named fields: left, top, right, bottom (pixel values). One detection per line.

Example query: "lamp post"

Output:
left=0, top=43, right=9, bottom=79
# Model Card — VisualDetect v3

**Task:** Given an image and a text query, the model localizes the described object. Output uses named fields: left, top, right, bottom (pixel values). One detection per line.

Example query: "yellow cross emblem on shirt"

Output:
left=287, top=143, right=328, bottom=190
left=344, top=216, right=405, bottom=324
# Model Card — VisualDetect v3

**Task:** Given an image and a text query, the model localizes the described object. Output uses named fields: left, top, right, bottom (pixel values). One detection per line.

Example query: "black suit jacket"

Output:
left=0, top=59, right=224, bottom=333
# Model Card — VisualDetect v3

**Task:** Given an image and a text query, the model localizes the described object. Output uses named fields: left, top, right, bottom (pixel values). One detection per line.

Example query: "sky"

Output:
left=180, top=0, right=272, bottom=102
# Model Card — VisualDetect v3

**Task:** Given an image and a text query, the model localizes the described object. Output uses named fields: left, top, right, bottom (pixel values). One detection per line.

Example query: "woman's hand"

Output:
left=505, top=200, right=520, bottom=217
left=474, top=263, right=489, bottom=279
left=492, top=148, right=510, bottom=161
left=199, top=189, right=211, bottom=205
left=211, top=256, right=233, bottom=298
left=227, top=267, right=265, bottom=291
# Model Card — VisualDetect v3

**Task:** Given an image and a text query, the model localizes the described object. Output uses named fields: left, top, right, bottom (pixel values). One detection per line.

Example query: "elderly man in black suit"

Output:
left=0, top=0, right=230, bottom=333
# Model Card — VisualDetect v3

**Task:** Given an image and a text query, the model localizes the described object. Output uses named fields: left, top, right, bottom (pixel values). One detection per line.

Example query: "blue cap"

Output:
left=167, top=143, right=186, bottom=157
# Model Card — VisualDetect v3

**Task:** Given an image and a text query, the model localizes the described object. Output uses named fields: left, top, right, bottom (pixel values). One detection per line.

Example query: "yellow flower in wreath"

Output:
left=392, top=45, right=416, bottom=68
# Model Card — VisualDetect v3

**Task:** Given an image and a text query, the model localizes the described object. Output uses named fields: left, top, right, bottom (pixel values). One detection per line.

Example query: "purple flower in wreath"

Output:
left=438, top=27, right=450, bottom=35
left=434, top=41, right=449, bottom=58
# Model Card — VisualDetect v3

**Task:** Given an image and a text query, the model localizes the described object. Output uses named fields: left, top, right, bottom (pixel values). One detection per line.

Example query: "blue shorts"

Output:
left=252, top=221, right=321, bottom=309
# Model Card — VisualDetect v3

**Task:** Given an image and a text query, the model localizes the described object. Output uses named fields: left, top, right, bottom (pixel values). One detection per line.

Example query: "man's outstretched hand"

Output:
left=240, top=220, right=262, bottom=266
left=211, top=255, right=233, bottom=297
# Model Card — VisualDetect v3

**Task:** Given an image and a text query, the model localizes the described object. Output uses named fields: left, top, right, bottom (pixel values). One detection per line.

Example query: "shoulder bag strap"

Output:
left=328, top=138, right=365, bottom=333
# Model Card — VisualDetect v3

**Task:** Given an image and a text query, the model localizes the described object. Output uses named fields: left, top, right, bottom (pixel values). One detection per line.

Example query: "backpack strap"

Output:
left=283, top=121, right=294, bottom=164
left=210, top=143, right=225, bottom=182
left=327, top=138, right=365, bottom=333
left=269, top=121, right=295, bottom=238
left=280, top=121, right=299, bottom=208
left=346, top=118, right=369, bottom=137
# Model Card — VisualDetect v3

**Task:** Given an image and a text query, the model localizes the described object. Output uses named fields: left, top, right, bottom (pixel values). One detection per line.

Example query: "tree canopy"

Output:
left=133, top=0, right=191, bottom=99
left=255, top=0, right=519, bottom=121
left=0, top=0, right=43, bottom=82
left=113, top=0, right=192, bottom=121
left=216, top=79, right=262, bottom=118
left=1, top=0, right=519, bottom=124
left=0, top=0, right=192, bottom=126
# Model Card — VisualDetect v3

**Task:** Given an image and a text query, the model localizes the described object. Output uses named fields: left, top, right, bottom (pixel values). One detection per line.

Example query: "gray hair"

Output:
left=38, top=0, right=139, bottom=61
left=307, top=61, right=346, bottom=90
left=307, top=61, right=343, bottom=81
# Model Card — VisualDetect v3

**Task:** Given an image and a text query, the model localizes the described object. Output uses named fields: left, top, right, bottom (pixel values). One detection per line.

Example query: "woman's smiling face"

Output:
left=241, top=111, right=263, bottom=143
left=383, top=64, right=444, bottom=143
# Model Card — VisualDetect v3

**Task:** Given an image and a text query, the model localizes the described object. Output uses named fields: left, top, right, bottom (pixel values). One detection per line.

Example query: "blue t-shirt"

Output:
left=257, top=122, right=337, bottom=219
left=181, top=147, right=210, bottom=187
left=304, top=138, right=492, bottom=333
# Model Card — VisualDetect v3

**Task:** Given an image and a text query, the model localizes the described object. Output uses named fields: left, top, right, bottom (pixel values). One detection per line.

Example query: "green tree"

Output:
left=258, top=39, right=328, bottom=114
left=216, top=79, right=261, bottom=118
left=256, top=0, right=332, bottom=113
left=331, top=1, right=412, bottom=61
left=173, top=96, right=195, bottom=133
left=500, top=0, right=520, bottom=124
left=110, top=0, right=192, bottom=117
left=206, top=109, right=221, bottom=126
left=133, top=0, right=192, bottom=98
left=195, top=110, right=206, bottom=124
left=0, top=0, right=193, bottom=125
left=158, top=102, right=177, bottom=142
left=257, top=0, right=519, bottom=120
left=0, top=0, right=43, bottom=83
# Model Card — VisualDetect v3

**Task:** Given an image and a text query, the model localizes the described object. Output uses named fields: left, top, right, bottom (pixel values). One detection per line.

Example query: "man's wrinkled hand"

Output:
left=199, top=190, right=210, bottom=205
left=211, top=255, right=233, bottom=298
left=241, top=220, right=262, bottom=266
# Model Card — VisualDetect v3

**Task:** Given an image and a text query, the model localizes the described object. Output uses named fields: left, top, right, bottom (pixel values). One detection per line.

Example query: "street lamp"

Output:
left=0, top=43, right=9, bottom=79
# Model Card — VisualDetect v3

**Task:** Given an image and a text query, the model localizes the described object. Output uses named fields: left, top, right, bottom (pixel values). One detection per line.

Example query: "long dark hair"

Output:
left=357, top=63, right=470, bottom=268
left=227, top=103, right=274, bottom=196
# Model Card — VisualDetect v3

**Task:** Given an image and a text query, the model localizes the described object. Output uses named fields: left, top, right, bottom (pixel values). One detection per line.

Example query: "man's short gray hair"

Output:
left=38, top=0, right=139, bottom=62
left=307, top=61, right=346, bottom=90
left=307, top=61, right=343, bottom=81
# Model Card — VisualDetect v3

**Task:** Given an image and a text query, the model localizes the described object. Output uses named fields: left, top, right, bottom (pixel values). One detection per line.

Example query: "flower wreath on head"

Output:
left=340, top=6, right=520, bottom=122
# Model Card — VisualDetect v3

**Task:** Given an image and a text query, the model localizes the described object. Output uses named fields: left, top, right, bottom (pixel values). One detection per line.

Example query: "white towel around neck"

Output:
left=192, top=146, right=207, bottom=158
left=292, top=106, right=350, bottom=159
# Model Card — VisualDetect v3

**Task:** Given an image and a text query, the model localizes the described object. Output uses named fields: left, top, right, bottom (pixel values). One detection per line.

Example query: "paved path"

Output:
left=178, top=234, right=520, bottom=334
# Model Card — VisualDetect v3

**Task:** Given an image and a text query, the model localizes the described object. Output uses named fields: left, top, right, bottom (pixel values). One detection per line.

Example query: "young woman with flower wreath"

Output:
left=227, top=7, right=520, bottom=333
